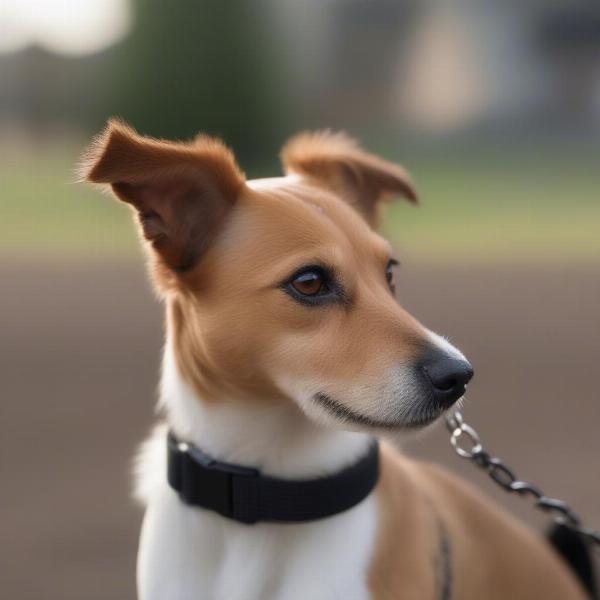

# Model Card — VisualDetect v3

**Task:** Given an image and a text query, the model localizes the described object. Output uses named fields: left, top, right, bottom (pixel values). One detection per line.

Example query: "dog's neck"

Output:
left=159, top=342, right=372, bottom=479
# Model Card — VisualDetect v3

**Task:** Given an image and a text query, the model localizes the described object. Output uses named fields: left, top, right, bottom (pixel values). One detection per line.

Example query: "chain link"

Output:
left=445, top=410, right=600, bottom=550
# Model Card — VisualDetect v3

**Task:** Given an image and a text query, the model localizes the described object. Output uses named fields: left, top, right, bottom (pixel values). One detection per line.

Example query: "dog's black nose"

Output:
left=420, top=351, right=473, bottom=408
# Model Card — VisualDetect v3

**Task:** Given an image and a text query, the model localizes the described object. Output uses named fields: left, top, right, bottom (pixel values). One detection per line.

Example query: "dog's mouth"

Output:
left=312, top=392, right=454, bottom=430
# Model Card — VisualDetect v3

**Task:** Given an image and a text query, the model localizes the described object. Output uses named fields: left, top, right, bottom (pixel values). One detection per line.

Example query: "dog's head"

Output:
left=81, top=120, right=472, bottom=431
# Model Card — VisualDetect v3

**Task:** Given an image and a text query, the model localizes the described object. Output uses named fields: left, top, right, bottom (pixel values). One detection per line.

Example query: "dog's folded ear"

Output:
left=281, top=131, right=417, bottom=226
left=80, top=119, right=245, bottom=273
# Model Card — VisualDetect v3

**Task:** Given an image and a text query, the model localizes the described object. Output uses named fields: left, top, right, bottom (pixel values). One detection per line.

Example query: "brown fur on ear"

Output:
left=80, top=119, right=245, bottom=273
left=281, top=131, right=417, bottom=226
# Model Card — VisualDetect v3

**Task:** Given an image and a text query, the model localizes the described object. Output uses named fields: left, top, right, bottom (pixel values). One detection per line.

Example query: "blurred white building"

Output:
left=274, top=0, right=600, bottom=133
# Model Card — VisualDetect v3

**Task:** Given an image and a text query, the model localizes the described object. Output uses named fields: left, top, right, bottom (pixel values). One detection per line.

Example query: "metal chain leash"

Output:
left=445, top=410, right=600, bottom=550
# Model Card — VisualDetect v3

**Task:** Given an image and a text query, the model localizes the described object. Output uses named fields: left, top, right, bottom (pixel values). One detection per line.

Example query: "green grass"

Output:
left=2, top=139, right=599, bottom=264
left=382, top=150, right=600, bottom=264
left=2, top=141, right=138, bottom=261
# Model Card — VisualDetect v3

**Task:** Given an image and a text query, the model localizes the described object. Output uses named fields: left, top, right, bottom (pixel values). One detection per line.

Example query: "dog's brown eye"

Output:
left=291, top=271, right=324, bottom=296
left=386, top=265, right=393, bottom=285
left=283, top=265, right=344, bottom=306
left=386, top=258, right=399, bottom=292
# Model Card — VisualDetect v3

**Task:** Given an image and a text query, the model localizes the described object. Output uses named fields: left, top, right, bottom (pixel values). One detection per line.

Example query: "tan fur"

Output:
left=369, top=444, right=440, bottom=599
left=168, top=180, right=427, bottom=407
left=370, top=447, right=587, bottom=599
left=282, top=131, right=417, bottom=226
left=80, top=119, right=245, bottom=276
left=82, top=120, right=587, bottom=599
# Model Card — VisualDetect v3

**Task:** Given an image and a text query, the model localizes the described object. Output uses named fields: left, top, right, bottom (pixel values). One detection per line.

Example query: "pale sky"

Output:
left=0, top=0, right=131, bottom=56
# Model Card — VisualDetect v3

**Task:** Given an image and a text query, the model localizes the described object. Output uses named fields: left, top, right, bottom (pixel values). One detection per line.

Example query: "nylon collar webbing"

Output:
left=167, top=431, right=379, bottom=524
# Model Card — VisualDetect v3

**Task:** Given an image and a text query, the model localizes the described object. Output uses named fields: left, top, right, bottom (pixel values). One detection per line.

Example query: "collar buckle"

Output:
left=168, top=433, right=260, bottom=524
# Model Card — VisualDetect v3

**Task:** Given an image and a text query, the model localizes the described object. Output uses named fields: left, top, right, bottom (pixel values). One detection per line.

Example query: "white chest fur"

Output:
left=134, top=346, right=378, bottom=600
left=137, top=468, right=376, bottom=600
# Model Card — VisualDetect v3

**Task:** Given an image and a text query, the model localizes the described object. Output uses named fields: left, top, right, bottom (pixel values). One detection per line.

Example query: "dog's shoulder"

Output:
left=368, top=444, right=441, bottom=599
left=387, top=452, right=589, bottom=600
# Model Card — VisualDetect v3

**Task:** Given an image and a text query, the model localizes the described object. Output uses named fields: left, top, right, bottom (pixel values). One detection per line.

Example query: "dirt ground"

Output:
left=2, top=260, right=599, bottom=599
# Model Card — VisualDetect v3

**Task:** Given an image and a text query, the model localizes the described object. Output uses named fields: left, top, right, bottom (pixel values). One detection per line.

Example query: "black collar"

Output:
left=167, top=431, right=379, bottom=524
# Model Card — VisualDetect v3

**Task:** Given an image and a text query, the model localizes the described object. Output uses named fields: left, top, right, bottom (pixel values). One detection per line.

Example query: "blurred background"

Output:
left=1, top=1, right=599, bottom=598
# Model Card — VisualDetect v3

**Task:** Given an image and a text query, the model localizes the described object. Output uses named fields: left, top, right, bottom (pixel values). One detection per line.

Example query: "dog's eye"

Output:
left=283, top=265, right=344, bottom=306
left=291, top=270, right=325, bottom=296
left=386, top=258, right=399, bottom=292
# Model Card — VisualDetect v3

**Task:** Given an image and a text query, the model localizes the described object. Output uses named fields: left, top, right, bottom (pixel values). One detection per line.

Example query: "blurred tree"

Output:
left=107, top=0, right=289, bottom=170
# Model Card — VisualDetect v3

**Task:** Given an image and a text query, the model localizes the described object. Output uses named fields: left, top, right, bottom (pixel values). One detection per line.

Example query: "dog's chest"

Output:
left=137, top=486, right=377, bottom=600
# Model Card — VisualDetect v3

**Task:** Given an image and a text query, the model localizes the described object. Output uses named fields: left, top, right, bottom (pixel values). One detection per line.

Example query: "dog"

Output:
left=81, top=120, right=591, bottom=600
